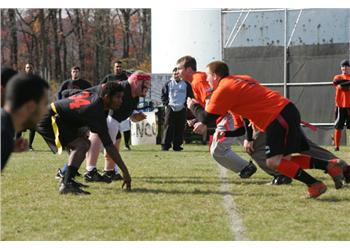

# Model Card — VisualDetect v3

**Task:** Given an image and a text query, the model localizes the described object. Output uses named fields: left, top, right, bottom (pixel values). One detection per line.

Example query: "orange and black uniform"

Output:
left=37, top=85, right=112, bottom=153
left=191, top=72, right=211, bottom=108
left=333, top=74, right=350, bottom=129
left=332, top=73, right=350, bottom=149
left=205, top=75, right=309, bottom=158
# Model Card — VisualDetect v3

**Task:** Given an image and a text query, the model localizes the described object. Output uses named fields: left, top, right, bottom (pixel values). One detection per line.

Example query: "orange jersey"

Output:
left=232, top=113, right=244, bottom=128
left=206, top=75, right=290, bottom=131
left=191, top=72, right=211, bottom=107
left=333, top=74, right=350, bottom=107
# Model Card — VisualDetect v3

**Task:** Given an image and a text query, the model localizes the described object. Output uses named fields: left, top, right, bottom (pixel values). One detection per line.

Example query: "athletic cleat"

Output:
left=55, top=168, right=64, bottom=180
left=239, top=161, right=257, bottom=179
left=334, top=147, right=339, bottom=151
left=173, top=146, right=184, bottom=151
left=308, top=182, right=327, bottom=198
left=343, top=165, right=350, bottom=184
left=84, top=168, right=112, bottom=183
left=58, top=182, right=91, bottom=195
left=271, top=175, right=293, bottom=185
left=326, top=159, right=344, bottom=189
left=103, top=171, right=123, bottom=181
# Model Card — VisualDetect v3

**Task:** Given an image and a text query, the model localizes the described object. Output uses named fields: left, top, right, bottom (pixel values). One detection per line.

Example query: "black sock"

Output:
left=63, top=165, right=78, bottom=184
left=310, top=158, right=329, bottom=171
left=294, top=169, right=319, bottom=186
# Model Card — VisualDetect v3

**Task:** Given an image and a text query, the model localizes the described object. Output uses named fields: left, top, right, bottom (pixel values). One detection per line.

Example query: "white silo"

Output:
left=152, top=8, right=222, bottom=73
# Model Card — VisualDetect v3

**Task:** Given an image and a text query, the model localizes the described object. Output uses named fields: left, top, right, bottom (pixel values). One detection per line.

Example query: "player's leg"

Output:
left=103, top=118, right=123, bottom=181
left=250, top=131, right=292, bottom=184
left=334, top=107, right=345, bottom=151
left=161, top=106, right=173, bottom=151
left=173, top=108, right=186, bottom=151
left=59, top=136, right=91, bottom=195
left=211, top=114, right=257, bottom=178
left=265, top=103, right=327, bottom=198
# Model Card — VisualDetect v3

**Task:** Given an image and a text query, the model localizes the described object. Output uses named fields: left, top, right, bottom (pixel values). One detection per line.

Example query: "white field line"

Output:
left=219, top=167, right=249, bottom=240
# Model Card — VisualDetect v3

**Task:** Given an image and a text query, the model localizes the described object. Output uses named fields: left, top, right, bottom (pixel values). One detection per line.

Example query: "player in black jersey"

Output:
left=85, top=71, right=151, bottom=181
left=36, top=81, right=131, bottom=194
left=57, top=66, right=92, bottom=100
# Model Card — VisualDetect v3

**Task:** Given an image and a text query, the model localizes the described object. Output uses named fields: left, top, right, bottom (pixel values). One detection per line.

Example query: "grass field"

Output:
left=1, top=133, right=350, bottom=241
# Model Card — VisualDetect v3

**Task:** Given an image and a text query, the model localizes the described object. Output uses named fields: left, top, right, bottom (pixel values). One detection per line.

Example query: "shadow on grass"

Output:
left=318, top=196, right=350, bottom=202
left=128, top=187, right=236, bottom=196
left=134, top=176, right=274, bottom=186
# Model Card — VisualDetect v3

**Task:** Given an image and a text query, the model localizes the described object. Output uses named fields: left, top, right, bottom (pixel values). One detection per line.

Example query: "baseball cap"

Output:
left=340, top=59, right=350, bottom=67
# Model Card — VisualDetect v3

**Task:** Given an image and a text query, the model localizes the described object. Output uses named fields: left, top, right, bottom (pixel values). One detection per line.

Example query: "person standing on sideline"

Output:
left=161, top=67, right=194, bottom=151
left=21, top=63, right=39, bottom=151
left=332, top=59, right=350, bottom=151
left=57, top=66, right=92, bottom=100
left=1, top=73, right=49, bottom=170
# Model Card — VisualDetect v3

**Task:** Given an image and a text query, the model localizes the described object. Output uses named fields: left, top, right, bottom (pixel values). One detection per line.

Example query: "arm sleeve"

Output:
left=243, top=118, right=254, bottom=141
left=161, top=81, right=169, bottom=106
left=186, top=82, right=195, bottom=99
left=190, top=103, right=218, bottom=128
left=224, top=127, right=246, bottom=137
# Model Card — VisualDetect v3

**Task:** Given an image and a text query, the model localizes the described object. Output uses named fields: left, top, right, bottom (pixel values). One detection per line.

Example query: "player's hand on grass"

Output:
left=13, top=138, right=29, bottom=152
left=122, top=173, right=132, bottom=191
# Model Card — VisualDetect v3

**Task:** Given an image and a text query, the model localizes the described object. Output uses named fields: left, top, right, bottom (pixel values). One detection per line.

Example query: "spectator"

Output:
left=161, top=67, right=194, bottom=151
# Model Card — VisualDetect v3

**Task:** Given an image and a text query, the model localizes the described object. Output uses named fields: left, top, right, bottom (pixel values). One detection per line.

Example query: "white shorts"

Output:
left=119, top=119, right=131, bottom=132
left=107, top=116, right=131, bottom=144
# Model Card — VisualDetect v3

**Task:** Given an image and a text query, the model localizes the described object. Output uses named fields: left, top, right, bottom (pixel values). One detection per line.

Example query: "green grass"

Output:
left=1, top=133, right=350, bottom=240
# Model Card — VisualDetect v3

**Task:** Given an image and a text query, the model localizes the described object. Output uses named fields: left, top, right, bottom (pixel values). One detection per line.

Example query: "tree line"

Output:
left=1, top=9, right=151, bottom=85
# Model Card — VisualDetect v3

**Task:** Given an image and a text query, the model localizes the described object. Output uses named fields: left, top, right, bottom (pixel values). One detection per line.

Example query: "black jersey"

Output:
left=101, top=72, right=128, bottom=83
left=57, top=78, right=92, bottom=100
left=1, top=109, right=15, bottom=169
left=110, top=80, right=139, bottom=122
left=52, top=85, right=112, bottom=147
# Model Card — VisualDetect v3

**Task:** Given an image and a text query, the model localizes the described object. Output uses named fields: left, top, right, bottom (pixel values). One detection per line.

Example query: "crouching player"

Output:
left=36, top=82, right=131, bottom=194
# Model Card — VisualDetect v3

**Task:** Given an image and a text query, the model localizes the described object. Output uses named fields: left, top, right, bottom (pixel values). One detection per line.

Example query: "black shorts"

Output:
left=334, top=107, right=350, bottom=129
left=36, top=110, right=80, bottom=153
left=265, top=102, right=309, bottom=158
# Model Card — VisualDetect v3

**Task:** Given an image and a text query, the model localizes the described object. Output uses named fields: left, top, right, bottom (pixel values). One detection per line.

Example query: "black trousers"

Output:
left=162, top=106, right=186, bottom=149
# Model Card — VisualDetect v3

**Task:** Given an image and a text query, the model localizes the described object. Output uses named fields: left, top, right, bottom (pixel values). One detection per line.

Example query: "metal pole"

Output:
left=283, top=8, right=288, bottom=97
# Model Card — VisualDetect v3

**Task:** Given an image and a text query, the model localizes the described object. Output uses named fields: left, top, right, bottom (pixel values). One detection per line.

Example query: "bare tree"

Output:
left=8, top=9, right=18, bottom=69
left=117, top=9, right=139, bottom=59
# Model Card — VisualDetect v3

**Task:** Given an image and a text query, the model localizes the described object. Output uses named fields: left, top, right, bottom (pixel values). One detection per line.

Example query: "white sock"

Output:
left=114, top=165, right=119, bottom=174
left=87, top=165, right=96, bottom=172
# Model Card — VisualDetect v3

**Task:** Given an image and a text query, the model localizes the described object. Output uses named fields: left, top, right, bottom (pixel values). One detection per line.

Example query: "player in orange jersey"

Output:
left=332, top=59, right=350, bottom=151
left=190, top=60, right=345, bottom=198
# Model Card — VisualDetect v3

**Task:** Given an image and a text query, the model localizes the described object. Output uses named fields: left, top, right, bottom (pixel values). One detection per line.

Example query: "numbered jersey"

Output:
left=52, top=85, right=112, bottom=147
